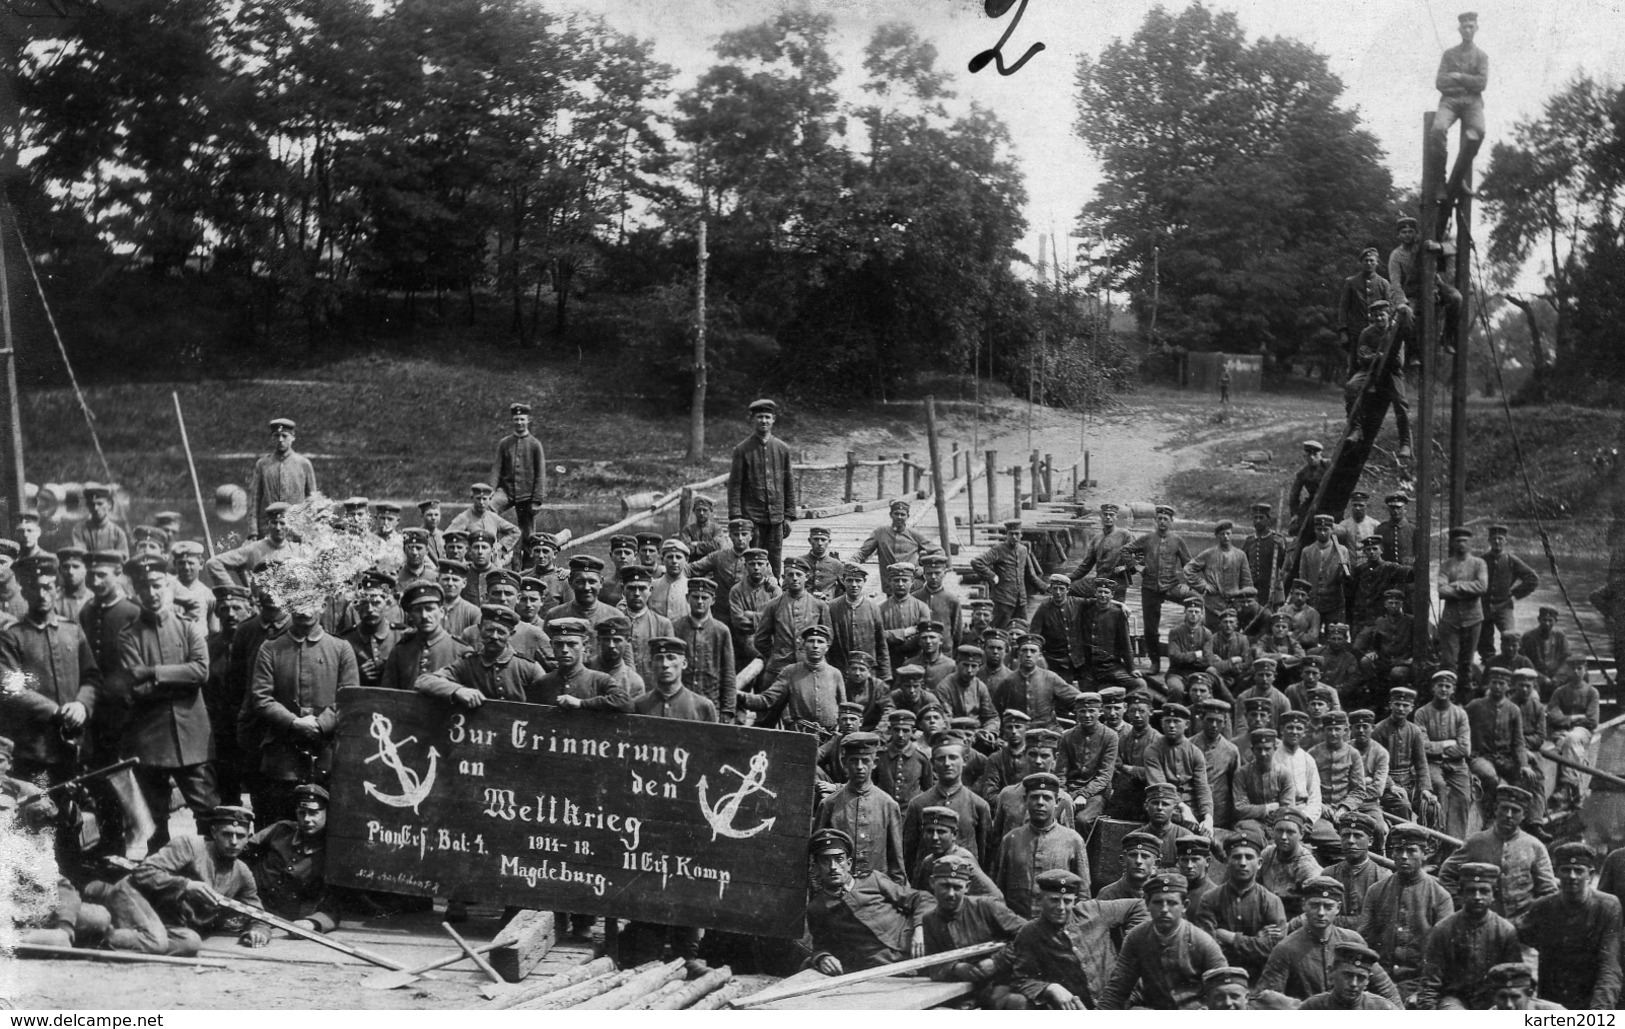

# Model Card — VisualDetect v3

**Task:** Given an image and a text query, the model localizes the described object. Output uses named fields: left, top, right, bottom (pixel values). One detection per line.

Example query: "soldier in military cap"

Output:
left=543, top=555, right=622, bottom=664
left=1256, top=875, right=1404, bottom=1006
left=803, top=826, right=927, bottom=975
left=1099, top=872, right=1226, bottom=1008
left=1185, top=521, right=1255, bottom=631
left=901, top=727, right=993, bottom=873
left=494, top=402, right=546, bottom=541
left=800, top=524, right=844, bottom=600
left=969, top=520, right=1045, bottom=630
left=434, top=558, right=483, bottom=639
left=935, top=643, right=998, bottom=733
left=630, top=531, right=660, bottom=572
left=815, top=730, right=904, bottom=882
left=1191, top=829, right=1287, bottom=981
left=1294, top=513, right=1351, bottom=627
left=95, top=804, right=267, bottom=955
left=1201, top=966, right=1253, bottom=1010
left=965, top=597, right=995, bottom=642
left=1028, top=573, right=1084, bottom=681
left=337, top=497, right=370, bottom=538
left=741, top=623, right=842, bottom=735
left=341, top=570, right=399, bottom=690
left=0, top=552, right=101, bottom=785
left=247, top=590, right=358, bottom=824
left=242, top=783, right=338, bottom=933
left=1055, top=692, right=1117, bottom=828
left=1162, top=597, right=1213, bottom=701
left=394, top=527, right=437, bottom=588
left=840, top=650, right=889, bottom=730
left=918, top=853, right=1026, bottom=1006
left=614, top=565, right=666, bottom=682
left=457, top=529, right=502, bottom=608
left=1466, top=664, right=1534, bottom=824
left=874, top=561, right=929, bottom=673
left=633, top=636, right=718, bottom=723
left=591, top=615, right=645, bottom=698
left=1300, top=941, right=1398, bottom=1009
left=1122, top=502, right=1194, bottom=674
left=1256, top=806, right=1322, bottom=917
left=1007, top=867, right=1149, bottom=1009
left=910, top=552, right=962, bottom=647
left=1174, top=834, right=1218, bottom=911
left=531, top=617, right=632, bottom=711
left=727, top=399, right=796, bottom=577
left=204, top=582, right=254, bottom=805
left=1415, top=861, right=1522, bottom=1008
left=989, top=727, right=1075, bottom=837
left=1516, top=841, right=1624, bottom=1010
left=379, top=582, right=470, bottom=693
left=1325, top=810, right=1387, bottom=928
left=677, top=494, right=722, bottom=560
left=876, top=707, right=932, bottom=806
left=855, top=498, right=939, bottom=580
left=1144, top=701, right=1214, bottom=833
left=670, top=577, right=734, bottom=719
left=751, top=555, right=830, bottom=686
left=1306, top=709, right=1371, bottom=853
left=1415, top=668, right=1474, bottom=839
left=1098, top=830, right=1163, bottom=901
left=249, top=418, right=318, bottom=538
left=419, top=598, right=546, bottom=702
left=1133, top=780, right=1198, bottom=866
left=370, top=501, right=404, bottom=577
left=1360, top=822, right=1453, bottom=988
left=1337, top=489, right=1383, bottom=552
left=687, top=517, right=765, bottom=626
left=51, top=545, right=92, bottom=622
left=828, top=562, right=889, bottom=681
left=991, top=770, right=1088, bottom=917
left=73, top=483, right=131, bottom=556
left=130, top=524, right=171, bottom=561
left=1071, top=504, right=1134, bottom=603
left=1353, top=584, right=1420, bottom=685
left=516, top=533, right=568, bottom=606
left=117, top=554, right=215, bottom=849
left=1287, top=441, right=1329, bottom=533
left=447, top=483, right=521, bottom=557
left=1485, top=962, right=1564, bottom=1011
left=414, top=499, right=445, bottom=562
left=906, top=618, right=952, bottom=686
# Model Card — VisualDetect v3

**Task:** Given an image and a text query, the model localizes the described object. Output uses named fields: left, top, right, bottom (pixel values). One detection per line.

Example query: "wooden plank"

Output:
left=489, top=909, right=555, bottom=982
left=751, top=976, right=974, bottom=1011
left=327, top=690, right=816, bottom=939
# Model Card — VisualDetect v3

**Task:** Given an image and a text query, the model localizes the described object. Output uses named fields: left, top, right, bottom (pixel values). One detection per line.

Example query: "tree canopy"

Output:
left=1072, top=3, right=1396, bottom=358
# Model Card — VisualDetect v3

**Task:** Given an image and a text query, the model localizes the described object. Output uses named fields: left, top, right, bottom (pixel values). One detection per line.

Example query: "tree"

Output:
left=1072, top=4, right=1395, bottom=357
left=1480, top=76, right=1625, bottom=385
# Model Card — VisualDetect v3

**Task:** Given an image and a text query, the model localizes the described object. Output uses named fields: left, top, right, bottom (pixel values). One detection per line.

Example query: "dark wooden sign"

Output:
left=326, top=688, right=817, bottom=938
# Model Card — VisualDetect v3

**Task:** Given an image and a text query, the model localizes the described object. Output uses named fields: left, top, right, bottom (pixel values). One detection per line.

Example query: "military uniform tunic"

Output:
left=1357, top=872, right=1454, bottom=976
left=1099, top=919, right=1227, bottom=1009
left=992, top=821, right=1090, bottom=917
left=1256, top=925, right=1404, bottom=1006
left=816, top=782, right=905, bottom=882
left=1516, top=891, right=1625, bottom=1010
left=1192, top=880, right=1288, bottom=980
left=1010, top=899, right=1147, bottom=1007
left=804, top=872, right=925, bottom=971
left=1414, top=909, right=1523, bottom=1009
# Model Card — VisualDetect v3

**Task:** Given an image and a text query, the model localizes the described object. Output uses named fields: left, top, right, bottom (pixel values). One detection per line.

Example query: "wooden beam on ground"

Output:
left=17, top=945, right=228, bottom=968
left=729, top=942, right=1002, bottom=1009
left=571, top=958, right=686, bottom=1009
left=488, top=908, right=554, bottom=982
left=487, top=954, right=615, bottom=1009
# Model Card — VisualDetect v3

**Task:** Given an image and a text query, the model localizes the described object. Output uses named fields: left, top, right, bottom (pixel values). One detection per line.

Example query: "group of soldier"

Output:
left=0, top=386, right=1617, bottom=1012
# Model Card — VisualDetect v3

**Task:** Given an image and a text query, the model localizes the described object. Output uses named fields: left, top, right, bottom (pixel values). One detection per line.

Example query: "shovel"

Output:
left=443, top=921, right=517, bottom=998
left=359, top=932, right=518, bottom=990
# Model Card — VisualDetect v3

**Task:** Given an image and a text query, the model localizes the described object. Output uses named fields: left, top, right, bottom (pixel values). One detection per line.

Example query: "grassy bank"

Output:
left=1159, top=389, right=1624, bottom=553
left=23, top=348, right=1033, bottom=505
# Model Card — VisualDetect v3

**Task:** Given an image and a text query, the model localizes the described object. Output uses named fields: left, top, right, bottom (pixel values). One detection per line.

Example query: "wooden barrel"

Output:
left=1088, top=817, right=1137, bottom=894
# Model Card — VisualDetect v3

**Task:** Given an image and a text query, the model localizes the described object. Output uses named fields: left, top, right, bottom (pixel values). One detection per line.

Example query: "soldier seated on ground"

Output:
left=1485, top=962, right=1566, bottom=1011
left=802, top=827, right=927, bottom=975
left=1299, top=942, right=1398, bottom=1009
left=242, top=783, right=338, bottom=933
left=918, top=854, right=1026, bottom=1008
left=87, top=805, right=267, bottom=956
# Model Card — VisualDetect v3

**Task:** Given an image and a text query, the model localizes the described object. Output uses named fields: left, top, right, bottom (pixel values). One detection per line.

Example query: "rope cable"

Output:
left=1468, top=240, right=1612, bottom=683
left=9, top=213, right=114, bottom=486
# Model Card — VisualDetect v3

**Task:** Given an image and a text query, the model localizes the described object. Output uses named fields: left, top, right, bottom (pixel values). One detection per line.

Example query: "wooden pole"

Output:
left=902, top=452, right=913, bottom=495
left=368, top=932, right=525, bottom=990
left=844, top=451, right=856, bottom=503
left=1449, top=168, right=1473, bottom=526
left=1540, top=747, right=1625, bottom=791
left=951, top=441, right=960, bottom=479
left=1044, top=452, right=1054, bottom=499
left=1414, top=112, right=1438, bottom=666
left=515, top=965, right=649, bottom=1011
left=1379, top=809, right=1463, bottom=849
left=1013, top=465, right=1024, bottom=511
left=876, top=458, right=885, bottom=501
left=686, top=219, right=707, bottom=462
left=985, top=450, right=998, bottom=522
left=679, top=486, right=694, bottom=536
left=730, top=942, right=1004, bottom=1009
left=572, top=958, right=686, bottom=1010
left=924, top=397, right=952, bottom=556
left=647, top=966, right=733, bottom=1010
left=17, top=944, right=228, bottom=968
left=488, top=956, right=615, bottom=1009
left=0, top=201, right=25, bottom=524
left=171, top=392, right=216, bottom=555
left=965, top=452, right=976, bottom=545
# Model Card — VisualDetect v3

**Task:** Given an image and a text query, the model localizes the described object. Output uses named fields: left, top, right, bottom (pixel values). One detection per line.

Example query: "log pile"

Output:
left=483, top=956, right=739, bottom=1011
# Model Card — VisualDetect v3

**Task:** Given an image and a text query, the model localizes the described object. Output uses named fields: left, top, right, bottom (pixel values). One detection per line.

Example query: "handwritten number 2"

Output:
left=969, top=0, right=1045, bottom=76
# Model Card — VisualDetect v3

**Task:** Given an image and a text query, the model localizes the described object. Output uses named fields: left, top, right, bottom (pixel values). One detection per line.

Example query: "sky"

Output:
left=558, top=0, right=1625, bottom=287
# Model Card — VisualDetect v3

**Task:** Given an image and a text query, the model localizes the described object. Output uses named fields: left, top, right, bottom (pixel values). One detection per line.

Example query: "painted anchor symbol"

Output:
left=362, top=712, right=439, bottom=813
left=697, top=751, right=778, bottom=840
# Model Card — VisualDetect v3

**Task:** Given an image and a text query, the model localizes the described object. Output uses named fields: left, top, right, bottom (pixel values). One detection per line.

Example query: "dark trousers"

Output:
left=751, top=520, right=785, bottom=578
left=135, top=763, right=218, bottom=848
left=992, top=601, right=1019, bottom=630
left=512, top=502, right=537, bottom=541
left=1141, top=589, right=1174, bottom=671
